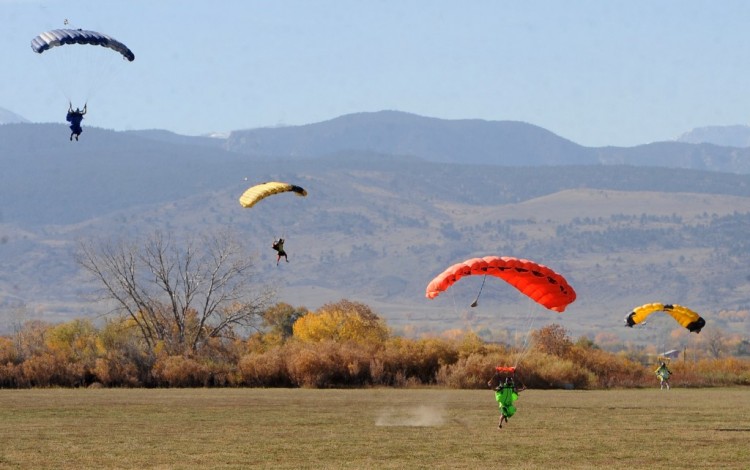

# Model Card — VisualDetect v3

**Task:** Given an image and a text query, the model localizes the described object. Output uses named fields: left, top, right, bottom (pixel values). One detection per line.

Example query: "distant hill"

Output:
left=676, top=125, right=750, bottom=148
left=0, top=123, right=249, bottom=225
left=122, top=129, right=227, bottom=149
left=222, top=111, right=750, bottom=173
left=0, top=107, right=29, bottom=124
left=225, top=110, right=594, bottom=165
left=2, top=119, right=750, bottom=345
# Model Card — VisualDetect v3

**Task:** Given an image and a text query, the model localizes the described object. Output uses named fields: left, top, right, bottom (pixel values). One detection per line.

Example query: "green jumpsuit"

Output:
left=495, top=384, right=519, bottom=418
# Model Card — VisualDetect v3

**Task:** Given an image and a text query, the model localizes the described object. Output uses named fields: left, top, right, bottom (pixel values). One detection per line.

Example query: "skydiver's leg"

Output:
left=498, top=407, right=508, bottom=428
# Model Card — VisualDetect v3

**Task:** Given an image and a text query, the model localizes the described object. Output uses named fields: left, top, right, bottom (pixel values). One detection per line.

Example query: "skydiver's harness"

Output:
left=656, top=366, right=671, bottom=381
left=490, top=366, right=526, bottom=391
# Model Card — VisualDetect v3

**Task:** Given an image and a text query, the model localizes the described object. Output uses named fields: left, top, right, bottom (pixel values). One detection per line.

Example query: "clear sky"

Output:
left=2, top=0, right=749, bottom=147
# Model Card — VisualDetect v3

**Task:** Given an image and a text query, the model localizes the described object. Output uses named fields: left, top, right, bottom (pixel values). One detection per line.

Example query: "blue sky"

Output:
left=2, top=0, right=749, bottom=146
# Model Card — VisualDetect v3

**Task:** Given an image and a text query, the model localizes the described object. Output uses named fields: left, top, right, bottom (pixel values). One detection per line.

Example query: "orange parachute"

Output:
left=425, top=256, right=576, bottom=312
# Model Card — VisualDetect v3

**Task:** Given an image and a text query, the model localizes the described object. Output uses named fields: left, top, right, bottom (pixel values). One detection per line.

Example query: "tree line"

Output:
left=2, top=230, right=747, bottom=389
left=1, top=301, right=748, bottom=389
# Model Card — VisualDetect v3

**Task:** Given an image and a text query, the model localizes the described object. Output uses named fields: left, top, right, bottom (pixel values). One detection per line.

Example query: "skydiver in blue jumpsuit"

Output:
left=66, top=102, right=86, bottom=141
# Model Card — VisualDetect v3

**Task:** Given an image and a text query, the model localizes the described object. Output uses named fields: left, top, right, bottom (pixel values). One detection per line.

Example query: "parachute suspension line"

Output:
left=513, top=300, right=539, bottom=368
left=469, top=274, right=487, bottom=308
left=34, top=53, right=71, bottom=104
left=448, top=283, right=462, bottom=320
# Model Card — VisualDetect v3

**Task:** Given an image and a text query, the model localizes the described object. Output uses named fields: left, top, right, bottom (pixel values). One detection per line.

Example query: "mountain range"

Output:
left=1, top=111, right=750, bottom=345
left=0, top=107, right=29, bottom=125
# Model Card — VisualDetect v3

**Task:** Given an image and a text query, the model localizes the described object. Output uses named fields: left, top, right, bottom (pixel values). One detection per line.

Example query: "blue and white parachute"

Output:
left=31, top=29, right=135, bottom=61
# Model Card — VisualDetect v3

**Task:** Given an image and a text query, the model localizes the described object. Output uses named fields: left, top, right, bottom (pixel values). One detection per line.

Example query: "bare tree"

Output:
left=77, top=230, right=275, bottom=354
left=705, top=328, right=726, bottom=359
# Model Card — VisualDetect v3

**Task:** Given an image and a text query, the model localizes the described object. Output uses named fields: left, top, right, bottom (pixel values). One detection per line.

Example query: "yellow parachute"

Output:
left=624, top=303, right=705, bottom=333
left=239, top=182, right=307, bottom=209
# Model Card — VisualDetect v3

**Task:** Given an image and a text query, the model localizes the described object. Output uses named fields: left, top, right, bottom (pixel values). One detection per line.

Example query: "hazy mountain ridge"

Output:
left=0, top=107, right=29, bottom=125
left=221, top=111, right=750, bottom=173
left=225, top=111, right=594, bottom=165
left=677, top=125, right=750, bottom=147
left=2, top=117, right=750, bottom=341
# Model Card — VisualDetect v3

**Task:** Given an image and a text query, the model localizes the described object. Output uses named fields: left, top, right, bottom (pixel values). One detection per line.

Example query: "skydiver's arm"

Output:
left=68, top=102, right=73, bottom=112
left=82, top=104, right=87, bottom=115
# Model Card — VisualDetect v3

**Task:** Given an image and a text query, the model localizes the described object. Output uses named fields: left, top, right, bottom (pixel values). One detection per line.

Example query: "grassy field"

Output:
left=0, top=387, right=748, bottom=469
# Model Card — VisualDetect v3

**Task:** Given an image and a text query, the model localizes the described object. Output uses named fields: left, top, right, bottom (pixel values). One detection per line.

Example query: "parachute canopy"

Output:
left=31, top=29, right=135, bottom=61
left=625, top=303, right=705, bottom=333
left=425, top=256, right=576, bottom=312
left=239, top=182, right=307, bottom=209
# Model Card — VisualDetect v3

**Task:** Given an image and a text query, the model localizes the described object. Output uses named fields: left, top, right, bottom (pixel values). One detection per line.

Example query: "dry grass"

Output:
left=0, top=387, right=748, bottom=469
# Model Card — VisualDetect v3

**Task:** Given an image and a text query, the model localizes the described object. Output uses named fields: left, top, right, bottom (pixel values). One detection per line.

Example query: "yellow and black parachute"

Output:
left=624, top=303, right=705, bottom=333
left=238, top=182, right=307, bottom=209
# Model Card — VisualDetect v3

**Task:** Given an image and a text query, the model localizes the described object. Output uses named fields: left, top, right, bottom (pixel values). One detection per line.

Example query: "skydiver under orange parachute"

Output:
left=426, top=256, right=575, bottom=429
left=487, top=366, right=525, bottom=428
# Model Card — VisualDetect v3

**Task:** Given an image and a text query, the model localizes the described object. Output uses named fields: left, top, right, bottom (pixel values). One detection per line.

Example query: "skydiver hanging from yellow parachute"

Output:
left=239, top=181, right=307, bottom=266
left=272, top=238, right=289, bottom=266
left=624, top=303, right=706, bottom=390
left=655, top=361, right=672, bottom=390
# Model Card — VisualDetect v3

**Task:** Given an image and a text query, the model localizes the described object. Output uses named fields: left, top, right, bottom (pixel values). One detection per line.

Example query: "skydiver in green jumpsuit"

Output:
left=655, top=361, right=672, bottom=390
left=488, top=373, right=521, bottom=428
